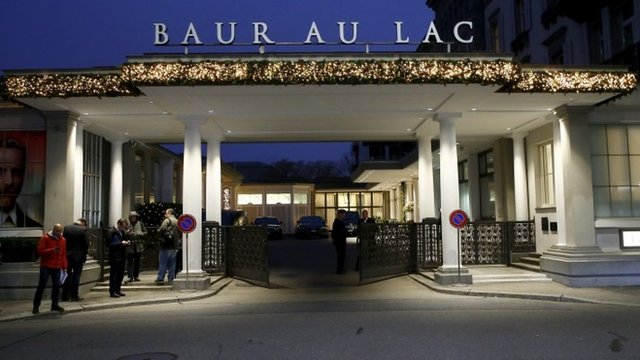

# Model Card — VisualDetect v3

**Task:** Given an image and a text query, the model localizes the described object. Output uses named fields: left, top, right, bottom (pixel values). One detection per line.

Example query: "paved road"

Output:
left=2, top=238, right=639, bottom=359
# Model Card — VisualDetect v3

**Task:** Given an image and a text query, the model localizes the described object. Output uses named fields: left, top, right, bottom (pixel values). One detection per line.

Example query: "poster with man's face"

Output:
left=0, top=131, right=45, bottom=228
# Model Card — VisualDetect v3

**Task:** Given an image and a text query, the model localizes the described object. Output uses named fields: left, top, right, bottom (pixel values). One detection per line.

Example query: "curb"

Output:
left=0, top=277, right=234, bottom=323
left=408, top=273, right=639, bottom=307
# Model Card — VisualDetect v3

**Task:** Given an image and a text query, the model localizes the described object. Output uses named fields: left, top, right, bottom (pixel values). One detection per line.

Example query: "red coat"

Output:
left=37, top=232, right=68, bottom=270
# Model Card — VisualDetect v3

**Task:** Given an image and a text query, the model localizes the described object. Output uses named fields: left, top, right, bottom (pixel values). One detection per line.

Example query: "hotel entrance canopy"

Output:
left=1, top=53, right=635, bottom=154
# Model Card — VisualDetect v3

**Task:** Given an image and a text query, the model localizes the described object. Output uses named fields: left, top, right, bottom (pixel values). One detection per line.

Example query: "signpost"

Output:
left=177, top=214, right=197, bottom=289
left=448, top=209, right=468, bottom=284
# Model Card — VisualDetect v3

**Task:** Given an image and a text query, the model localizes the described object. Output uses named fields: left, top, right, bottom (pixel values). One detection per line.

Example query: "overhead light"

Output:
left=506, top=127, right=511, bottom=131
left=208, top=109, right=214, bottom=113
left=470, top=108, right=477, bottom=111
left=426, top=107, right=434, bottom=111
left=149, top=101, right=154, bottom=104
left=83, top=112, right=89, bottom=115
left=226, top=130, right=232, bottom=134
left=406, top=128, right=412, bottom=132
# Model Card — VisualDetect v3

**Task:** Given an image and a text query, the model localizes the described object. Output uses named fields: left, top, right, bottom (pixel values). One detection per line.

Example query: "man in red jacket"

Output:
left=32, top=223, right=67, bottom=314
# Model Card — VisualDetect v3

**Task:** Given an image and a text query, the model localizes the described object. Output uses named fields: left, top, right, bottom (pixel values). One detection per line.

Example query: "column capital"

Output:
left=434, top=112, right=462, bottom=125
left=178, top=115, right=207, bottom=129
left=202, top=132, right=225, bottom=143
left=509, top=131, right=527, bottom=141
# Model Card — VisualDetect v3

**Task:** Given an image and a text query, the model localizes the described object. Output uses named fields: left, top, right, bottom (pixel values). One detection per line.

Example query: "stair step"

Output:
left=473, top=272, right=550, bottom=283
left=519, top=256, right=541, bottom=266
left=511, top=261, right=541, bottom=273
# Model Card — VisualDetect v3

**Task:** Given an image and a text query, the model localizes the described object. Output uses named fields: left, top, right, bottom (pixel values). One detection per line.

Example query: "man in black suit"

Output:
left=332, top=209, right=348, bottom=274
left=61, top=218, right=89, bottom=302
left=355, top=209, right=376, bottom=271
left=0, top=137, right=42, bottom=227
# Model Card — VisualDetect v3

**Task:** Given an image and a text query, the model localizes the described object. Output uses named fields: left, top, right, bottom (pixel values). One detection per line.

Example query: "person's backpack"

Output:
left=162, top=222, right=178, bottom=248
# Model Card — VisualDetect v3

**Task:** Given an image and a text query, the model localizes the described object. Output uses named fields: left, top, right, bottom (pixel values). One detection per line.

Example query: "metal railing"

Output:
left=415, top=220, right=536, bottom=269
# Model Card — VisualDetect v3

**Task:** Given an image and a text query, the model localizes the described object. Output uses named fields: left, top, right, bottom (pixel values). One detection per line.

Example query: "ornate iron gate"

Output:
left=359, top=223, right=417, bottom=283
left=202, top=222, right=270, bottom=287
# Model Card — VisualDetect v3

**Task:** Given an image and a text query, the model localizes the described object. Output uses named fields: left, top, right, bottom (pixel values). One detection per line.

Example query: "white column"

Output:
left=552, top=109, right=596, bottom=248
left=205, top=135, right=223, bottom=223
left=512, top=132, right=529, bottom=221
left=434, top=113, right=471, bottom=284
left=417, top=134, right=436, bottom=220
left=175, top=117, right=210, bottom=290
left=73, top=122, right=84, bottom=221
left=109, top=139, right=125, bottom=227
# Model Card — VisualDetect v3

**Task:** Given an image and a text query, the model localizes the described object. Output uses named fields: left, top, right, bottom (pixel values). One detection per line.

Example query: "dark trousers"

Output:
left=33, top=267, right=62, bottom=309
left=62, top=259, right=83, bottom=300
left=126, top=252, right=141, bottom=280
left=334, top=241, right=346, bottom=272
left=109, top=259, right=125, bottom=295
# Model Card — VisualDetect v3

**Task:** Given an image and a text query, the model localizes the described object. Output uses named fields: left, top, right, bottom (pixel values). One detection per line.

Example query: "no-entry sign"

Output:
left=449, top=209, right=469, bottom=229
left=177, top=214, right=197, bottom=234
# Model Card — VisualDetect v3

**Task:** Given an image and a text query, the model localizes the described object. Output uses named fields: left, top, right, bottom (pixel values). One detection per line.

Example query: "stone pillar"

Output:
left=417, top=133, right=436, bottom=220
left=174, top=117, right=211, bottom=290
left=44, top=112, right=78, bottom=229
left=72, top=121, right=85, bottom=221
left=434, top=113, right=472, bottom=285
left=205, top=135, right=222, bottom=223
left=538, top=106, right=640, bottom=286
left=108, top=139, right=125, bottom=227
left=512, top=132, right=529, bottom=221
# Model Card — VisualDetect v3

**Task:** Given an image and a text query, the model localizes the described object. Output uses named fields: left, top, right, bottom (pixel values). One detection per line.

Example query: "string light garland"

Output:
left=508, top=70, right=637, bottom=93
left=0, top=58, right=636, bottom=98
left=2, top=73, right=136, bottom=98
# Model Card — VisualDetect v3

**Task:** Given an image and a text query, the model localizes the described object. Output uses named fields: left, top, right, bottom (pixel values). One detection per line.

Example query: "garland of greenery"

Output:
left=0, top=58, right=636, bottom=99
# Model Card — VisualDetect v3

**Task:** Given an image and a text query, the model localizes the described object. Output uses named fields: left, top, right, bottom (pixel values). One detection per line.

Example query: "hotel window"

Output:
left=293, top=193, right=308, bottom=204
left=459, top=160, right=470, bottom=215
left=587, top=19, right=604, bottom=64
left=266, top=193, right=291, bottom=205
left=237, top=193, right=263, bottom=205
left=592, top=125, right=640, bottom=218
left=610, top=0, right=634, bottom=54
left=82, top=132, right=104, bottom=227
left=133, top=152, right=145, bottom=205
left=514, top=0, right=526, bottom=35
left=538, top=142, right=555, bottom=207
left=478, top=151, right=495, bottom=220
left=545, top=28, right=566, bottom=65
left=489, top=12, right=502, bottom=53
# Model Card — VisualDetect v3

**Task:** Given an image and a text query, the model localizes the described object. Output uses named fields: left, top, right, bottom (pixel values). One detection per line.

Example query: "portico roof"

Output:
left=1, top=53, right=636, bottom=159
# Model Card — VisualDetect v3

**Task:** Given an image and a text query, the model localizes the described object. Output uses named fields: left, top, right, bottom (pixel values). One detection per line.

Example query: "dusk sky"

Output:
left=0, top=0, right=434, bottom=163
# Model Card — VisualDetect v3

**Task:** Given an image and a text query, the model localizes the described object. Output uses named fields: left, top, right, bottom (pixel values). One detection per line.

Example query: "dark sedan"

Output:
left=295, top=216, right=329, bottom=239
left=254, top=216, right=283, bottom=240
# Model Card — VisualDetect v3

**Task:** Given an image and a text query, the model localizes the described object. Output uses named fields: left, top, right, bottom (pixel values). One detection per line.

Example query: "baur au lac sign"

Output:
left=153, top=21, right=474, bottom=46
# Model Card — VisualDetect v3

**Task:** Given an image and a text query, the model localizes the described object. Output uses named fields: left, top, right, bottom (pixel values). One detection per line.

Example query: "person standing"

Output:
left=32, top=224, right=67, bottom=314
left=155, top=208, right=179, bottom=285
left=332, top=209, right=348, bottom=274
left=126, top=211, right=147, bottom=282
left=61, top=218, right=89, bottom=302
left=108, top=218, right=130, bottom=298
left=355, top=209, right=376, bottom=271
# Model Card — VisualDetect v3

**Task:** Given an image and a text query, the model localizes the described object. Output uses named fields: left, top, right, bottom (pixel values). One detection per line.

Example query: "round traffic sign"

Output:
left=449, top=209, right=469, bottom=229
left=177, top=214, right=197, bottom=234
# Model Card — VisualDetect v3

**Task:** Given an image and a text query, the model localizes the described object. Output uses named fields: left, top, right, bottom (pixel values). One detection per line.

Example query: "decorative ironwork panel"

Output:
left=416, top=222, right=442, bottom=269
left=461, top=222, right=506, bottom=265
left=509, top=221, right=536, bottom=253
left=202, top=222, right=225, bottom=274
left=359, top=223, right=416, bottom=283
left=225, top=225, right=269, bottom=287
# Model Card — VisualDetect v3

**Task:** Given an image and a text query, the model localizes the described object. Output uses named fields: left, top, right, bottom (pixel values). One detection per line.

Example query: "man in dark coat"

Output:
left=61, top=218, right=89, bottom=302
left=108, top=218, right=130, bottom=298
left=332, top=209, right=348, bottom=274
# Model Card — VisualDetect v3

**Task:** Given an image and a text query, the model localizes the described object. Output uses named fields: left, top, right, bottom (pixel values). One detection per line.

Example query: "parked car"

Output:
left=253, top=216, right=283, bottom=240
left=295, top=216, right=329, bottom=238
left=344, top=211, right=360, bottom=237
